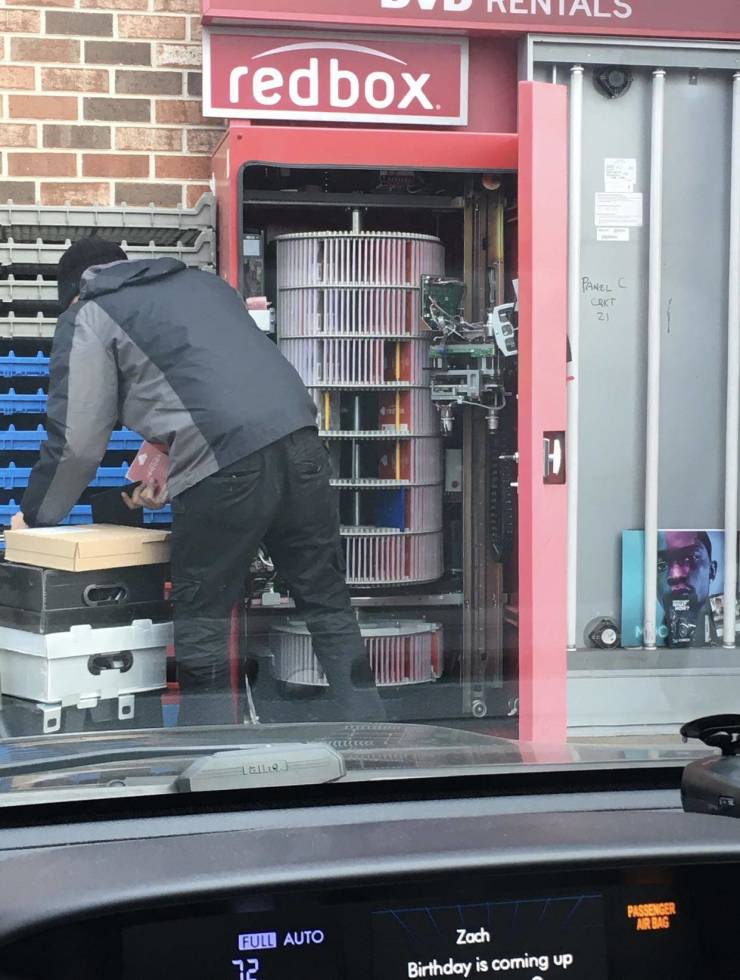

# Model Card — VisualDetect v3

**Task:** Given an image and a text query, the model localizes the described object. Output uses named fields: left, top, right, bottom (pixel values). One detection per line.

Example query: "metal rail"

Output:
left=643, top=69, right=666, bottom=650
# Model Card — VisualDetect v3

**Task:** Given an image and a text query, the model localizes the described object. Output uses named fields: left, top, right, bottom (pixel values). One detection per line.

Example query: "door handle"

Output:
left=543, top=431, right=566, bottom=484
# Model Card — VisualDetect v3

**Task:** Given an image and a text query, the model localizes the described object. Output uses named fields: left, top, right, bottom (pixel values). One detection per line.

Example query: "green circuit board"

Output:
left=430, top=344, right=499, bottom=358
left=421, top=275, right=465, bottom=332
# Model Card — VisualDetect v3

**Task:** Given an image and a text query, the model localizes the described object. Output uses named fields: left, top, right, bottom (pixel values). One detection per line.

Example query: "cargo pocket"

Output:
left=169, top=579, right=201, bottom=609
left=291, top=429, right=330, bottom=479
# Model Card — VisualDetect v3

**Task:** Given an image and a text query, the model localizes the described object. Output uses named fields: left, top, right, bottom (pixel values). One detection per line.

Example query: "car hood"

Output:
left=0, top=722, right=713, bottom=805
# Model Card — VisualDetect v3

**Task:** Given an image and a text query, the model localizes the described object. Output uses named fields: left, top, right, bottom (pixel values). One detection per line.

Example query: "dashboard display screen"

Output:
left=372, top=892, right=608, bottom=980
left=121, top=877, right=692, bottom=980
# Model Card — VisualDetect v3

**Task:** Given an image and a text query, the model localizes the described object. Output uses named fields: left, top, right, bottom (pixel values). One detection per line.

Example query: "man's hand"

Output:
left=10, top=512, right=28, bottom=530
left=122, top=483, right=169, bottom=511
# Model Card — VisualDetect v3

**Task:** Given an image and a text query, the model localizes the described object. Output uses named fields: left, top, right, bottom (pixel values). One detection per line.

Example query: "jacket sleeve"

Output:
left=21, top=303, right=119, bottom=528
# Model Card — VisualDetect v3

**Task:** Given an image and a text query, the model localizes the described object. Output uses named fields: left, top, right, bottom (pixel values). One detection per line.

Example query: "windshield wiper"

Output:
left=0, top=742, right=346, bottom=790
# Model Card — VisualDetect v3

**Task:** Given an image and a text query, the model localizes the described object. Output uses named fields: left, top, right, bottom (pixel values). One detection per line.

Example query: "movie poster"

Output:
left=621, top=530, right=740, bottom=649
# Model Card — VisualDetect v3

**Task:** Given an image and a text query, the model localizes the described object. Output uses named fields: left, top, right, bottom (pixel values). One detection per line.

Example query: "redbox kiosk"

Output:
left=202, top=0, right=740, bottom=742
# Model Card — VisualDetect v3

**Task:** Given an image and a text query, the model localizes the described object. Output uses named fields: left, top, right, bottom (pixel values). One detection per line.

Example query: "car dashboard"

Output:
left=1, top=778, right=740, bottom=980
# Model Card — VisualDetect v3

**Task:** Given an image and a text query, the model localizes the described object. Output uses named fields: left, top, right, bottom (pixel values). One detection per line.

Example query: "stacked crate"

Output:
left=0, top=194, right=216, bottom=534
left=0, top=196, right=216, bottom=735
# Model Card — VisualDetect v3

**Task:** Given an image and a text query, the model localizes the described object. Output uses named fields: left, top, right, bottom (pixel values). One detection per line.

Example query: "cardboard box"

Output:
left=4, top=525, right=170, bottom=572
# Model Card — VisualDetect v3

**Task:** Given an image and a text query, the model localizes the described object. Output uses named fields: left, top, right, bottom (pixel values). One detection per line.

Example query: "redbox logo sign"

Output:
left=203, top=30, right=469, bottom=125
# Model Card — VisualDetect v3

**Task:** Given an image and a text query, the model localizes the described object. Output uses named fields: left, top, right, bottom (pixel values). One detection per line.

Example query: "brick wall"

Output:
left=0, top=0, right=225, bottom=209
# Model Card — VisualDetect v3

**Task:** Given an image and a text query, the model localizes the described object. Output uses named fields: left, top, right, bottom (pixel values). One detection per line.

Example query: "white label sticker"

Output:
left=595, top=192, right=643, bottom=227
left=604, top=157, right=637, bottom=192
left=597, top=227, right=630, bottom=243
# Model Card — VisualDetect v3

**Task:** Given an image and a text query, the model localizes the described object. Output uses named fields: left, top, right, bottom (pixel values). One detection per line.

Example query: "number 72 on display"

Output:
left=232, top=959, right=260, bottom=980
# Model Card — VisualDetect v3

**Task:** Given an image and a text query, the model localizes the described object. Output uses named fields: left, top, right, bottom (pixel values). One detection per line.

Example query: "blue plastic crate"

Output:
left=0, top=463, right=32, bottom=490
left=143, top=507, right=172, bottom=525
left=0, top=500, right=171, bottom=527
left=0, top=500, right=90, bottom=526
left=0, top=426, right=144, bottom=452
left=0, top=462, right=135, bottom=491
left=0, top=389, right=47, bottom=415
left=0, top=352, right=50, bottom=379
left=108, top=429, right=145, bottom=451
left=90, top=463, right=134, bottom=487
left=1, top=501, right=43, bottom=523
left=0, top=425, right=47, bottom=451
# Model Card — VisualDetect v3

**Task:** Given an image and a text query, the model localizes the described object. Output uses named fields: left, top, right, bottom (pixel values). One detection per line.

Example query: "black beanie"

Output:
left=57, top=237, right=128, bottom=310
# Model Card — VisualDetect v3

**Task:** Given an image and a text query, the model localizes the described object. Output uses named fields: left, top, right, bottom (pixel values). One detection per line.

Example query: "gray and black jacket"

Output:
left=21, top=258, right=318, bottom=527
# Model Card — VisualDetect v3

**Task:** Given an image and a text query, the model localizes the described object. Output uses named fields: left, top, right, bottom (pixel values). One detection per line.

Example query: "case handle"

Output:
left=83, top=583, right=129, bottom=607
left=87, top=651, right=134, bottom=676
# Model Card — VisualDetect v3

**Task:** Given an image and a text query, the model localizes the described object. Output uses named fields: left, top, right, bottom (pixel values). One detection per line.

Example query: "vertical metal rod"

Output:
left=723, top=72, right=740, bottom=648
left=552, top=65, right=558, bottom=85
left=352, top=395, right=361, bottom=526
left=566, top=65, right=584, bottom=652
left=643, top=69, right=666, bottom=650
left=461, top=407, right=474, bottom=716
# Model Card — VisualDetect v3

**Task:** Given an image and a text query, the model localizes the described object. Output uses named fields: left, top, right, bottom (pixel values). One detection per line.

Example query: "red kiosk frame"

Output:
left=203, top=0, right=738, bottom=744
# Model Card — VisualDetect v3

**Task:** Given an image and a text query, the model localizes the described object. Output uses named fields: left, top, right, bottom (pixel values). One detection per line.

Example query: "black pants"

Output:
left=170, top=427, right=385, bottom=726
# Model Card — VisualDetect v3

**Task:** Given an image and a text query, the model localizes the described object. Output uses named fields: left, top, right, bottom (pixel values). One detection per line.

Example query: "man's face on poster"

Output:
left=657, top=531, right=718, bottom=615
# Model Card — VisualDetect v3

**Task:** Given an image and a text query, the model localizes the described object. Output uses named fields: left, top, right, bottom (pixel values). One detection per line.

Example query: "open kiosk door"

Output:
left=211, top=82, right=567, bottom=741
left=517, top=81, right=569, bottom=744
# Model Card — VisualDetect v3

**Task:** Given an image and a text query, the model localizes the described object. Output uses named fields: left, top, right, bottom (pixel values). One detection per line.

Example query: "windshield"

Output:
left=0, top=21, right=736, bottom=804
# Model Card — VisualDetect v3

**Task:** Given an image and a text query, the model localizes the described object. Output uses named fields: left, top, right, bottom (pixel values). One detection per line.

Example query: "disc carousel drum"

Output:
left=276, top=231, right=445, bottom=587
left=270, top=618, right=444, bottom=689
